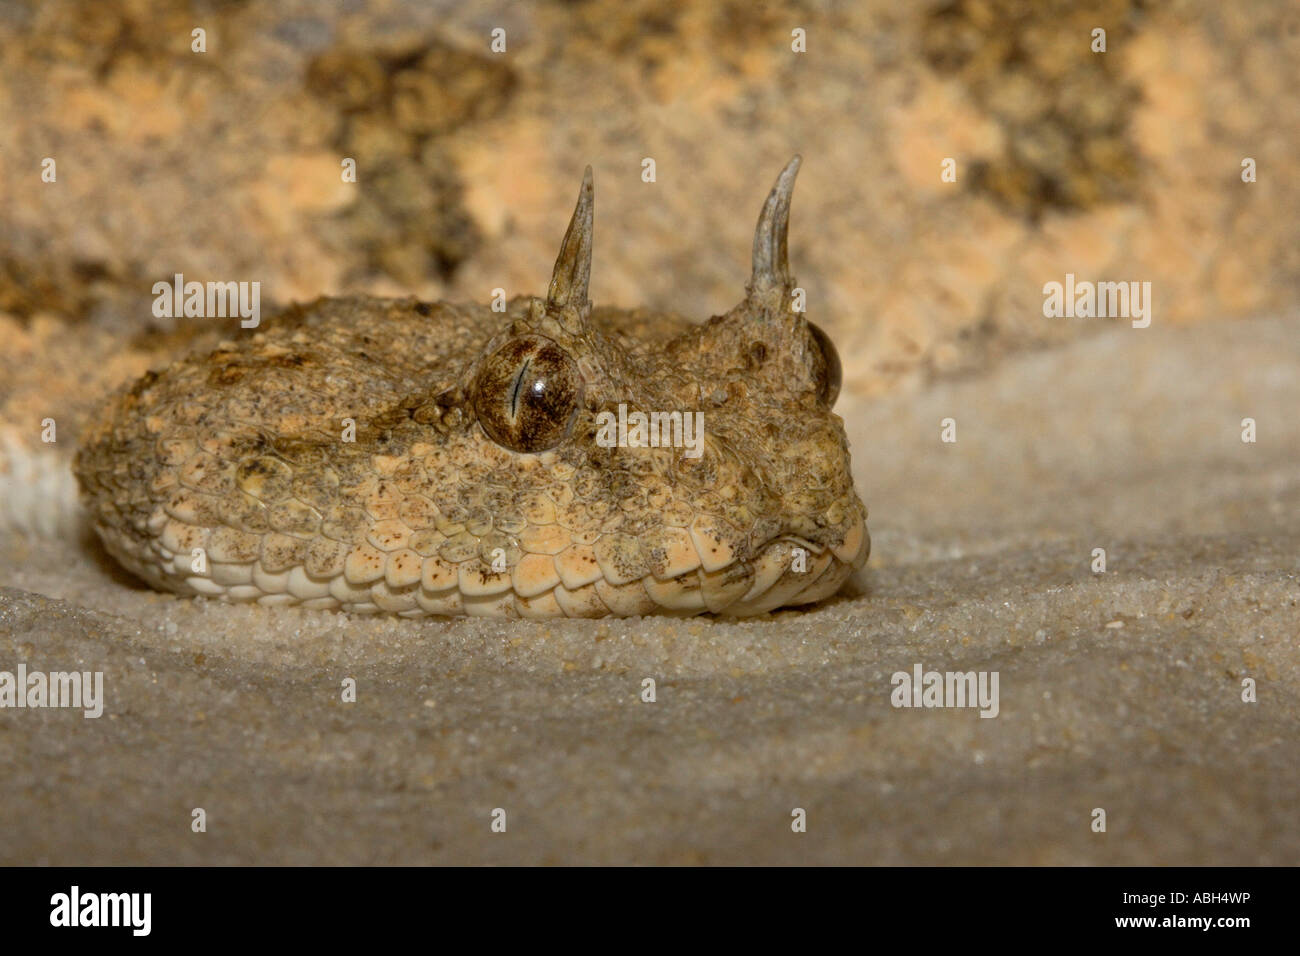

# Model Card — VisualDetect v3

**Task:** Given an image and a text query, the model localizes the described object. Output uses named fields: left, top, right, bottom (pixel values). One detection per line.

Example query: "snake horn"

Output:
left=746, top=155, right=800, bottom=300
left=546, top=165, right=594, bottom=326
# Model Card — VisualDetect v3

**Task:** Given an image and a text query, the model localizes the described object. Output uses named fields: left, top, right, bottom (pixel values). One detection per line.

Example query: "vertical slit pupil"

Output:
left=509, top=358, right=531, bottom=418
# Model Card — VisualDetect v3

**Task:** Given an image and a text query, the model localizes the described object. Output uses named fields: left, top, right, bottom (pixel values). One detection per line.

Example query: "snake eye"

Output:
left=472, top=335, right=585, bottom=453
left=807, top=321, right=841, bottom=406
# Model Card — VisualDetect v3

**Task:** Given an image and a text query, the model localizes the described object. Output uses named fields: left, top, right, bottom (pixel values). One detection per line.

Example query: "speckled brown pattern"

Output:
left=74, top=160, right=869, bottom=617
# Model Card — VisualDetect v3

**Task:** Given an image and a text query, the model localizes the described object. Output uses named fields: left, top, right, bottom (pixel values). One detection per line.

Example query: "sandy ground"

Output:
left=1, top=313, right=1298, bottom=865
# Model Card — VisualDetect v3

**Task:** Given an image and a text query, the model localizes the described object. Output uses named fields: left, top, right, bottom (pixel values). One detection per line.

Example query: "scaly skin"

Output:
left=74, top=158, right=869, bottom=617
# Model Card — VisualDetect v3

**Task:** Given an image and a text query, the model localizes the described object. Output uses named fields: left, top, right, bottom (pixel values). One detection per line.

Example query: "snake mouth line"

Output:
left=95, top=519, right=869, bottom=620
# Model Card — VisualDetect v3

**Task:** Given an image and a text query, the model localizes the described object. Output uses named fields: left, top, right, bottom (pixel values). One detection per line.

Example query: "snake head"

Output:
left=461, top=157, right=868, bottom=615
left=75, top=157, right=866, bottom=618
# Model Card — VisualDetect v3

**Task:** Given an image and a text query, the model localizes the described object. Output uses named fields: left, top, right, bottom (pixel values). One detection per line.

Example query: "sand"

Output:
left=2, top=313, right=1297, bottom=864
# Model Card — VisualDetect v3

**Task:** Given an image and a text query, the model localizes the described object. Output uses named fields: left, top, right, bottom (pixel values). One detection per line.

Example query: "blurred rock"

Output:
left=1, top=0, right=1296, bottom=400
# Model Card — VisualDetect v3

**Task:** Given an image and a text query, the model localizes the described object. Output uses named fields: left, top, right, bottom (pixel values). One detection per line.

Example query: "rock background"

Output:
left=1, top=0, right=1297, bottom=401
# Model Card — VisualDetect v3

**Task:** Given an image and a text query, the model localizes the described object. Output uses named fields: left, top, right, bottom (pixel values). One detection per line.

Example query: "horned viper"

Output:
left=73, top=158, right=870, bottom=618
